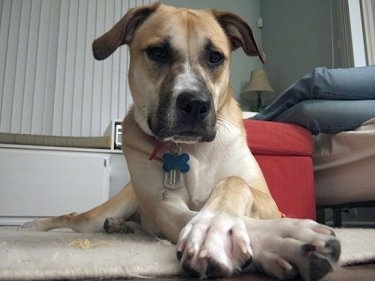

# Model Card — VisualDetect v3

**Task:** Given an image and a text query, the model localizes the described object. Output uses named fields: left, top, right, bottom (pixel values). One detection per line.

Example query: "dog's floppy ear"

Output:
left=92, top=3, right=160, bottom=60
left=213, top=11, right=266, bottom=64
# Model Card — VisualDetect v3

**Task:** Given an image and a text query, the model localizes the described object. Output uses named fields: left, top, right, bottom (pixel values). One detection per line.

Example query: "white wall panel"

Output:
left=11, top=1, right=30, bottom=133
left=21, top=0, right=41, bottom=134
left=0, top=0, right=153, bottom=137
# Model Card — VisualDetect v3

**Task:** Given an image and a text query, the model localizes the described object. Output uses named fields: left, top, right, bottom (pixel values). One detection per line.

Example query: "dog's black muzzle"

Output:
left=149, top=90, right=216, bottom=143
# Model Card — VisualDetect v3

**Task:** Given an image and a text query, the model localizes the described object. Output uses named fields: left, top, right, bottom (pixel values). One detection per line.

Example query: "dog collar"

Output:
left=149, top=141, right=162, bottom=161
left=149, top=141, right=190, bottom=190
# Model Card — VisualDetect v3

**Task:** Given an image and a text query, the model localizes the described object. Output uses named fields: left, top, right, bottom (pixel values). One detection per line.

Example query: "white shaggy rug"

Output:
left=0, top=227, right=374, bottom=280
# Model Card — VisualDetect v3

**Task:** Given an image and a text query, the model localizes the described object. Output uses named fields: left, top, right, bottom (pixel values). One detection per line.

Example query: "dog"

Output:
left=22, top=3, right=340, bottom=280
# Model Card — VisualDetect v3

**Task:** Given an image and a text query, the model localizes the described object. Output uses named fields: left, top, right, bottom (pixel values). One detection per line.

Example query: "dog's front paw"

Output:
left=19, top=217, right=58, bottom=232
left=19, top=212, right=79, bottom=232
left=250, top=219, right=340, bottom=281
left=19, top=220, right=42, bottom=231
left=176, top=212, right=252, bottom=278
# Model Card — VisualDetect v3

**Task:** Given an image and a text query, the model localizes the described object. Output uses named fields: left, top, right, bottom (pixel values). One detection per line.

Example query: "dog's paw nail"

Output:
left=315, top=226, right=335, bottom=236
left=103, top=218, right=111, bottom=233
left=177, top=240, right=186, bottom=252
left=181, top=264, right=200, bottom=278
left=241, top=256, right=252, bottom=270
left=206, top=258, right=227, bottom=278
left=239, top=243, right=249, bottom=254
left=313, top=239, right=327, bottom=248
left=187, top=246, right=195, bottom=257
left=302, top=243, right=317, bottom=252
left=275, top=257, right=294, bottom=273
left=176, top=250, right=183, bottom=260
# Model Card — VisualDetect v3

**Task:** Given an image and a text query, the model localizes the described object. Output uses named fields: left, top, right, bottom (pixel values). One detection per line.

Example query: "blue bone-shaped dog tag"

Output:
left=162, top=153, right=190, bottom=173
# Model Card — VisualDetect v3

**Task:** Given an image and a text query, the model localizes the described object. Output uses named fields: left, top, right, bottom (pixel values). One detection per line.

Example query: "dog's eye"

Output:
left=208, top=51, right=224, bottom=66
left=146, top=45, right=170, bottom=63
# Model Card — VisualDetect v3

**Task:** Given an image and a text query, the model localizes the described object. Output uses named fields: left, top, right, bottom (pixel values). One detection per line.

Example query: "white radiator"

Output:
left=0, top=146, right=111, bottom=225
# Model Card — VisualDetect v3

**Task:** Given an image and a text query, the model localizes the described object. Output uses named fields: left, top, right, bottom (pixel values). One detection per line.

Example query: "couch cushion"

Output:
left=244, top=119, right=312, bottom=156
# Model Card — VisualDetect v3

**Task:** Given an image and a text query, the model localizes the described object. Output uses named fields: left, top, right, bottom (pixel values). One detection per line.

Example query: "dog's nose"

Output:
left=176, top=92, right=211, bottom=121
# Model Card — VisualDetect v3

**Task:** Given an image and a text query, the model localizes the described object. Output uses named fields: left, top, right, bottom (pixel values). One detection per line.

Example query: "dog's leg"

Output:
left=244, top=217, right=340, bottom=281
left=21, top=183, right=138, bottom=232
left=176, top=176, right=256, bottom=278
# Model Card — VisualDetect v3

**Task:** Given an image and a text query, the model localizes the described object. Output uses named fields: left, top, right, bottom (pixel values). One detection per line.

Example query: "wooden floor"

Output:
left=84, top=264, right=375, bottom=281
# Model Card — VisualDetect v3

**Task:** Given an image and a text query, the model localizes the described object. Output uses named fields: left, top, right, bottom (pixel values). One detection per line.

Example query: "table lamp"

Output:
left=241, top=69, right=275, bottom=111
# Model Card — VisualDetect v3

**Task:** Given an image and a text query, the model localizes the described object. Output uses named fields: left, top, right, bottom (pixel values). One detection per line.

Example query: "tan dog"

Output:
left=22, top=3, right=340, bottom=280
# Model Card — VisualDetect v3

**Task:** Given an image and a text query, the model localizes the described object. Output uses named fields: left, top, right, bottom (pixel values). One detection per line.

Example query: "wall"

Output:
left=260, top=0, right=340, bottom=94
left=349, top=0, right=367, bottom=66
left=363, top=0, right=375, bottom=65
left=0, top=1, right=356, bottom=137
left=0, top=0, right=262, bottom=136
left=0, top=0, right=152, bottom=137
left=161, top=0, right=263, bottom=103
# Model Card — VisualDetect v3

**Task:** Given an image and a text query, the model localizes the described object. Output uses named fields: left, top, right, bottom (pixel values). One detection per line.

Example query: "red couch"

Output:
left=244, top=119, right=316, bottom=220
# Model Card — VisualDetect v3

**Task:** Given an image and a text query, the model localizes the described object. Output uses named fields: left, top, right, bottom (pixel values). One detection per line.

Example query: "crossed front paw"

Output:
left=176, top=212, right=252, bottom=278
left=176, top=216, right=340, bottom=280
left=249, top=218, right=341, bottom=281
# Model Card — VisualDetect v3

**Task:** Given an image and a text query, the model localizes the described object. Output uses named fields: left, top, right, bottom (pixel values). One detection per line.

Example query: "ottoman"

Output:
left=244, top=119, right=315, bottom=219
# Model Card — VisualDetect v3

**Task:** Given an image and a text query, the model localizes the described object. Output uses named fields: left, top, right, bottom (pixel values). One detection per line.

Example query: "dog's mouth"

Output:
left=149, top=122, right=216, bottom=144
left=163, top=134, right=204, bottom=144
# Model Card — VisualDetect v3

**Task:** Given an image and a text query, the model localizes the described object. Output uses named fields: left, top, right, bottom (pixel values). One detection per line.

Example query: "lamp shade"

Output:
left=241, top=69, right=275, bottom=101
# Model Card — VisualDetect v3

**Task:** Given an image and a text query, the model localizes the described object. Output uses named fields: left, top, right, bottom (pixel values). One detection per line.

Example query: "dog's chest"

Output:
left=182, top=138, right=241, bottom=210
left=184, top=151, right=220, bottom=209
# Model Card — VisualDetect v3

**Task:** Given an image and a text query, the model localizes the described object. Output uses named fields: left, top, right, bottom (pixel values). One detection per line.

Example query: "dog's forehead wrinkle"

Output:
left=151, top=9, right=222, bottom=52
